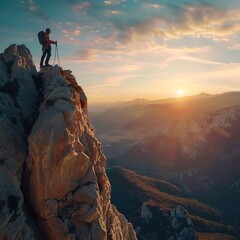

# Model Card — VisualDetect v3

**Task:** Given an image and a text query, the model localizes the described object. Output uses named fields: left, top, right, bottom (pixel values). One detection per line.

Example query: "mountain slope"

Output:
left=107, top=166, right=239, bottom=239
left=105, top=104, right=240, bottom=233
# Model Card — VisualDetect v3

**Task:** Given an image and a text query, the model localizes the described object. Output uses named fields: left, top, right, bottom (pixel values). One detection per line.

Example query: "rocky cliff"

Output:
left=0, top=44, right=137, bottom=240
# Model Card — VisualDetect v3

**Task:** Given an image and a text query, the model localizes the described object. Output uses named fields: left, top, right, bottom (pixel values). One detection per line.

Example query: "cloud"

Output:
left=60, top=49, right=98, bottom=63
left=201, top=63, right=240, bottom=84
left=146, top=4, right=162, bottom=9
left=62, top=28, right=81, bottom=36
left=18, top=0, right=51, bottom=21
left=86, top=74, right=141, bottom=89
left=228, top=44, right=240, bottom=50
left=71, top=32, right=211, bottom=62
left=74, top=2, right=91, bottom=12
left=158, top=55, right=224, bottom=70
left=51, top=1, right=240, bottom=63
left=180, top=56, right=224, bottom=65
left=107, top=10, right=123, bottom=15
left=92, top=64, right=142, bottom=74
left=183, top=63, right=240, bottom=92
left=28, top=0, right=38, bottom=12
left=166, top=46, right=210, bottom=54
left=70, top=44, right=130, bottom=62
left=72, top=1, right=104, bottom=18
left=104, top=1, right=112, bottom=5
left=107, top=2, right=240, bottom=46
left=104, top=0, right=126, bottom=5
left=75, top=49, right=99, bottom=62
left=71, top=0, right=127, bottom=21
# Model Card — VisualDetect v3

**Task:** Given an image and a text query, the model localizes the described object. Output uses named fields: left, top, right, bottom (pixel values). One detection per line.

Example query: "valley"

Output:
left=91, top=92, right=240, bottom=239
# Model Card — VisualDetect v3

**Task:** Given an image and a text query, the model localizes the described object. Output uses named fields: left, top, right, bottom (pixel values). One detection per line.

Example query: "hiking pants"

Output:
left=40, top=45, right=51, bottom=66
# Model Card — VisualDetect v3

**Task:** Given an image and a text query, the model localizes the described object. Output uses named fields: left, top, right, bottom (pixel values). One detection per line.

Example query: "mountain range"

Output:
left=91, top=91, right=240, bottom=239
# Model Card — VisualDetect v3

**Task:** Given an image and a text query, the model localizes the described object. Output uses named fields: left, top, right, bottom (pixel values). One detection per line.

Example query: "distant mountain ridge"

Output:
left=90, top=91, right=240, bottom=115
left=91, top=91, right=240, bottom=134
left=89, top=92, right=213, bottom=114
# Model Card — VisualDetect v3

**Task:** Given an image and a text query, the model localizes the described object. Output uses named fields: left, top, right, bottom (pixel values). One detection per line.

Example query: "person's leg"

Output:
left=45, top=47, right=52, bottom=66
left=40, top=50, right=46, bottom=68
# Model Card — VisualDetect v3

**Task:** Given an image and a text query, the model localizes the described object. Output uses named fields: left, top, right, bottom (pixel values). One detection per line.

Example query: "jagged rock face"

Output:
left=1, top=44, right=38, bottom=122
left=139, top=203, right=197, bottom=240
left=0, top=44, right=40, bottom=239
left=23, top=66, right=137, bottom=239
left=200, top=107, right=240, bottom=131
left=180, top=107, right=240, bottom=193
left=0, top=44, right=137, bottom=240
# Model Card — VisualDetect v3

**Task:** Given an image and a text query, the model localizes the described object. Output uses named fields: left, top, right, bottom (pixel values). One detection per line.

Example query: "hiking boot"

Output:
left=45, top=64, right=51, bottom=67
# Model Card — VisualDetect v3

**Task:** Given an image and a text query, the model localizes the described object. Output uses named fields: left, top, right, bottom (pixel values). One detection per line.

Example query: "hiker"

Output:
left=40, top=28, right=57, bottom=68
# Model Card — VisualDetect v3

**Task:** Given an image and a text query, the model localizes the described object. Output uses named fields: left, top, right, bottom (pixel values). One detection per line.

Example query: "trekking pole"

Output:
left=52, top=45, right=57, bottom=66
left=56, top=44, right=61, bottom=67
left=52, top=44, right=61, bottom=67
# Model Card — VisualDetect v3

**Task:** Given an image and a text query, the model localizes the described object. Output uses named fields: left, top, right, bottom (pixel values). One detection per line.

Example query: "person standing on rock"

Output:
left=40, top=28, right=57, bottom=68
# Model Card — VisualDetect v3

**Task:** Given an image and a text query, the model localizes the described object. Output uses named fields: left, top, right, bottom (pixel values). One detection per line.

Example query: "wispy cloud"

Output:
left=104, top=1, right=113, bottom=5
left=57, top=0, right=240, bottom=56
left=28, top=0, right=38, bottom=12
left=19, top=0, right=51, bottom=21
left=62, top=28, right=81, bottom=36
left=158, top=55, right=224, bottom=70
left=180, top=56, right=224, bottom=65
left=92, top=64, right=142, bottom=74
left=107, top=3, right=240, bottom=46
left=107, top=10, right=123, bottom=15
left=228, top=44, right=240, bottom=50
left=196, top=63, right=240, bottom=82
left=145, top=4, right=162, bottom=9
left=166, top=46, right=210, bottom=54
left=85, top=74, right=141, bottom=89
left=72, top=49, right=99, bottom=62
left=74, top=2, right=91, bottom=12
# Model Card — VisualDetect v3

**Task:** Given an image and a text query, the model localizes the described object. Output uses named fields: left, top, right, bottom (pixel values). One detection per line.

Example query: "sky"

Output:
left=0, top=0, right=240, bottom=103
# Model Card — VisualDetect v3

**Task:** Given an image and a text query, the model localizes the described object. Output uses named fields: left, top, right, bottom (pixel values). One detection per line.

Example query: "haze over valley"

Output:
left=91, top=92, right=240, bottom=239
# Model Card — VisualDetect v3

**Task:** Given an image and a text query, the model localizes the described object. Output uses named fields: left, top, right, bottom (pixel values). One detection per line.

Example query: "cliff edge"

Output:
left=0, top=44, right=137, bottom=240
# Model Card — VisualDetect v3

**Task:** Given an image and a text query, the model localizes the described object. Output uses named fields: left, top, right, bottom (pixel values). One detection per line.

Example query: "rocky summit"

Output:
left=0, top=44, right=137, bottom=240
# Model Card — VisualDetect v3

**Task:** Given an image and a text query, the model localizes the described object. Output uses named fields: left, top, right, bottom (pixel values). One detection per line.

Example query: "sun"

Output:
left=176, top=89, right=185, bottom=97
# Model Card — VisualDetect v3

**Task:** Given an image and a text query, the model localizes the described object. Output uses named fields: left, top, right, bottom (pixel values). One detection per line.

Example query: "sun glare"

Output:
left=176, top=89, right=185, bottom=97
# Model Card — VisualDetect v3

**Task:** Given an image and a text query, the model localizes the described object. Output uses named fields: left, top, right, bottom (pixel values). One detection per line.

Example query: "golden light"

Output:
left=176, top=89, right=185, bottom=97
